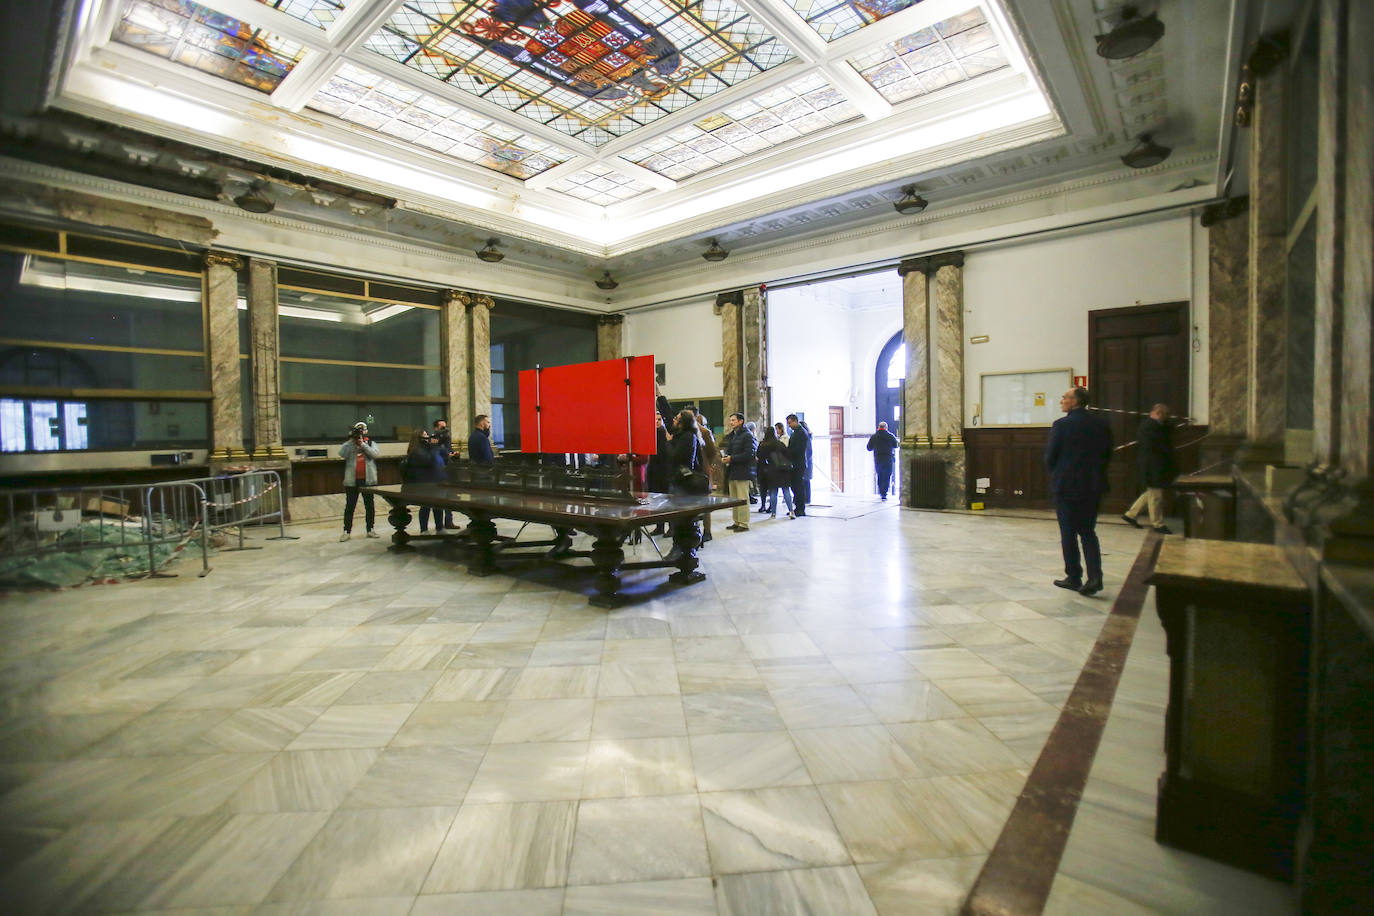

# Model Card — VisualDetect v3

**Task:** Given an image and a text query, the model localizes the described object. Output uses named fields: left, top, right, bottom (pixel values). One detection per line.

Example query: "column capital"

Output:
left=597, top=313, right=625, bottom=327
left=898, top=251, right=965, bottom=276
left=203, top=251, right=243, bottom=271
left=444, top=289, right=473, bottom=308
left=714, top=290, right=744, bottom=314
left=474, top=295, right=496, bottom=311
left=929, top=251, right=965, bottom=271
left=897, top=257, right=929, bottom=277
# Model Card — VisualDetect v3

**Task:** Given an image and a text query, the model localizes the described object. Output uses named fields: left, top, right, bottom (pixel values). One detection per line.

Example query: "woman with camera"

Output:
left=339, top=422, right=381, bottom=541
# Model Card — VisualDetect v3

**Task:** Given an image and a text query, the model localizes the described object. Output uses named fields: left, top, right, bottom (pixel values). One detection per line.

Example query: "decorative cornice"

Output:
left=203, top=251, right=243, bottom=271
left=596, top=314, right=624, bottom=326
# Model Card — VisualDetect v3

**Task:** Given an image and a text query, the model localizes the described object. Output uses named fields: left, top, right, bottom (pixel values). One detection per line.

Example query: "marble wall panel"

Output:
left=1248, top=70, right=1289, bottom=452
left=596, top=316, right=624, bottom=362
left=1338, top=0, right=1373, bottom=478
left=720, top=295, right=741, bottom=415
left=205, top=253, right=243, bottom=458
left=901, top=268, right=931, bottom=445
left=445, top=291, right=473, bottom=434
left=248, top=259, right=282, bottom=455
left=933, top=264, right=965, bottom=443
left=742, top=287, right=769, bottom=428
left=1209, top=217, right=1251, bottom=436
left=473, top=297, right=494, bottom=419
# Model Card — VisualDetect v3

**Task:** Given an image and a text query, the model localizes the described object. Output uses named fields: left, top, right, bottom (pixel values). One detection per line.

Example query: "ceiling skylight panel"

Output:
left=113, top=0, right=307, bottom=93
left=253, top=0, right=345, bottom=29
left=849, top=7, right=1009, bottom=104
left=787, top=0, right=922, bottom=42
left=305, top=63, right=571, bottom=178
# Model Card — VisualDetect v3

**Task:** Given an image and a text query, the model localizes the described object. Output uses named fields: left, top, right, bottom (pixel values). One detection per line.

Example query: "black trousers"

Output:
left=790, top=471, right=807, bottom=514
left=875, top=460, right=894, bottom=497
left=1055, top=496, right=1102, bottom=581
left=343, top=485, right=375, bottom=533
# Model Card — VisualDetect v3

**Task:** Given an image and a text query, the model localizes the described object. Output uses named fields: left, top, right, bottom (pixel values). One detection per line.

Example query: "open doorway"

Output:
left=875, top=331, right=904, bottom=438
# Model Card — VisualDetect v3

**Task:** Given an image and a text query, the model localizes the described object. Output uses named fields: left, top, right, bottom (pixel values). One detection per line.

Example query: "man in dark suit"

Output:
left=785, top=414, right=810, bottom=516
left=866, top=421, right=900, bottom=500
left=1045, top=387, right=1113, bottom=595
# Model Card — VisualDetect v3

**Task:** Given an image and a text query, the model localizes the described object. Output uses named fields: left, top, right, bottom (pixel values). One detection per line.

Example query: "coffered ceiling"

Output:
left=4, top=0, right=1244, bottom=303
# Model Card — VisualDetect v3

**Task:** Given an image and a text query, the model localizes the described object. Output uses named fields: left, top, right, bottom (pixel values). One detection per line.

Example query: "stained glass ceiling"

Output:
left=96, top=0, right=1040, bottom=218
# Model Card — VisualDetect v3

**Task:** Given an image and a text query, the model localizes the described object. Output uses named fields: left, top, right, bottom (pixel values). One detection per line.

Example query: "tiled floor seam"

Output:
left=958, top=532, right=1163, bottom=916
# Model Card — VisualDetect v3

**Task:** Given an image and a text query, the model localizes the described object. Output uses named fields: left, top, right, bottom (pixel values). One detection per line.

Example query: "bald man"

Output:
left=867, top=421, right=900, bottom=500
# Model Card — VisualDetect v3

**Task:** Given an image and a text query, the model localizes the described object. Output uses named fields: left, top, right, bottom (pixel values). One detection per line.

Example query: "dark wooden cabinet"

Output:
left=965, top=428, right=1051, bottom=508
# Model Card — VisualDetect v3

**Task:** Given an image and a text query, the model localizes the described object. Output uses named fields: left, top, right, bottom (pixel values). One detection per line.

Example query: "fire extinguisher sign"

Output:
left=1073, top=375, right=1088, bottom=388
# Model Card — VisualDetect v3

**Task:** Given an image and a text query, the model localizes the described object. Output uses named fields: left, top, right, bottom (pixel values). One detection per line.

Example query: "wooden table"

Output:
left=365, top=483, right=744, bottom=608
left=1149, top=539, right=1310, bottom=879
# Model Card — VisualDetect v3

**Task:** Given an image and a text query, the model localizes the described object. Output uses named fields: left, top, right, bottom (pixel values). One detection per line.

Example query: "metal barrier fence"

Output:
left=0, top=479, right=211, bottom=581
left=0, top=469, right=295, bottom=586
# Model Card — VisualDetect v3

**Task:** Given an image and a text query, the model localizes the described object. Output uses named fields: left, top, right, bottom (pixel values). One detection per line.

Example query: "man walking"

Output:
left=1122, top=403, right=1176, bottom=533
left=785, top=414, right=810, bottom=516
left=1045, top=388, right=1113, bottom=595
left=866, top=421, right=900, bottom=500
left=468, top=414, right=495, bottom=465
left=721, top=412, right=757, bottom=531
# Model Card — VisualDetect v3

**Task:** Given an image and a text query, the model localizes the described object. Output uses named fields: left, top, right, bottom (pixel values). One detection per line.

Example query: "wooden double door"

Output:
left=1089, top=302, right=1189, bottom=511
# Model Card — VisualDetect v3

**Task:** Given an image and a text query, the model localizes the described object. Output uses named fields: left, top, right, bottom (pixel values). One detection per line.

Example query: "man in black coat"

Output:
left=785, top=414, right=811, bottom=516
left=866, top=421, right=900, bottom=500
left=1045, top=387, right=1113, bottom=595
left=1122, top=403, right=1176, bottom=533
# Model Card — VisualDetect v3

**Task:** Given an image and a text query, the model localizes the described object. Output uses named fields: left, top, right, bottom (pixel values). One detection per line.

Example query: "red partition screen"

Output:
left=518, top=355, right=658, bottom=455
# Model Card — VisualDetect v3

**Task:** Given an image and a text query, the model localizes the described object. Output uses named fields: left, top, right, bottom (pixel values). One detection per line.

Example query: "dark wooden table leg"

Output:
left=465, top=511, right=499, bottom=576
left=546, top=526, right=576, bottom=558
left=668, top=516, right=706, bottom=585
left=386, top=502, right=413, bottom=551
left=588, top=529, right=627, bottom=608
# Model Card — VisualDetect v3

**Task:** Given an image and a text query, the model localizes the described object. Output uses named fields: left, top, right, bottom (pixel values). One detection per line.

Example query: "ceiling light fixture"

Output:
left=893, top=185, right=928, bottom=215
left=1095, top=6, right=1165, bottom=59
left=701, top=239, right=729, bottom=262
left=476, top=239, right=505, bottom=263
left=233, top=180, right=274, bottom=214
left=1121, top=133, right=1171, bottom=169
left=595, top=271, right=619, bottom=290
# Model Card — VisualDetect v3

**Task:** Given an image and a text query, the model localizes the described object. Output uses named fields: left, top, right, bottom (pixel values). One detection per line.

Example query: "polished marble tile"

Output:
left=591, top=695, right=686, bottom=739
left=426, top=668, right=520, bottom=702
left=819, top=779, right=954, bottom=861
left=333, top=671, right=440, bottom=705
left=791, top=725, right=922, bottom=783
left=562, top=878, right=716, bottom=915
left=682, top=690, right=784, bottom=735
left=510, top=665, right=599, bottom=699
left=596, top=661, right=681, bottom=696
left=886, top=718, right=1025, bottom=776
left=223, top=748, right=378, bottom=811
left=390, top=701, right=505, bottom=747
left=286, top=704, right=414, bottom=750
left=567, top=795, right=709, bottom=885
left=341, top=745, right=484, bottom=808
left=715, top=865, right=879, bottom=916
left=411, top=888, right=563, bottom=915
left=582, top=736, right=696, bottom=798
left=857, top=854, right=986, bottom=916
left=690, top=730, right=810, bottom=792
left=931, top=675, right=1055, bottom=718
left=528, top=639, right=604, bottom=667
left=464, top=741, right=587, bottom=803
left=423, top=800, right=576, bottom=892
left=700, top=786, right=850, bottom=873
left=0, top=816, right=177, bottom=914
left=676, top=661, right=764, bottom=694
left=493, top=698, right=595, bottom=743
left=898, top=648, right=1003, bottom=680
left=770, top=685, right=880, bottom=730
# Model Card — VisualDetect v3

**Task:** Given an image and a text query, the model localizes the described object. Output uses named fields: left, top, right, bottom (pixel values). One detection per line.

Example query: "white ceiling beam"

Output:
left=270, top=48, right=344, bottom=113
left=819, top=61, right=892, bottom=122
left=328, top=0, right=408, bottom=52
left=603, top=156, right=678, bottom=192
left=731, top=0, right=828, bottom=63
left=76, top=0, right=125, bottom=62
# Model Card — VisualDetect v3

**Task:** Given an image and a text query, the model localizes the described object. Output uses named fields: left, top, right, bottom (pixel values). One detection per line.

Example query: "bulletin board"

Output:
left=979, top=369, right=1072, bottom=427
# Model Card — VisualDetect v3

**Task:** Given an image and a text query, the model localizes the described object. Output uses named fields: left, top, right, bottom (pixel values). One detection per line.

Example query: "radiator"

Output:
left=907, top=456, right=947, bottom=509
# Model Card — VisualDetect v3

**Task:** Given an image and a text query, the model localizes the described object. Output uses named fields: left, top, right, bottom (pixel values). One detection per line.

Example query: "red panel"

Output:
left=518, top=356, right=658, bottom=455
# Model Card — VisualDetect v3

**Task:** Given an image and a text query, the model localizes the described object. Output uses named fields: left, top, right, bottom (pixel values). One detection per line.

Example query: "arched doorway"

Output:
left=875, top=331, right=904, bottom=438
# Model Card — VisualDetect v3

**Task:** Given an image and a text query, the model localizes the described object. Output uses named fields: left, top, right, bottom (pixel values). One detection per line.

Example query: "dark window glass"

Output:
left=0, top=347, right=206, bottom=391
left=489, top=301, right=597, bottom=451
left=283, top=402, right=435, bottom=443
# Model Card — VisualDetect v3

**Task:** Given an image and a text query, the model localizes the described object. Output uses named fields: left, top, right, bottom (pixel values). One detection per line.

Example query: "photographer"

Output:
left=339, top=421, right=381, bottom=541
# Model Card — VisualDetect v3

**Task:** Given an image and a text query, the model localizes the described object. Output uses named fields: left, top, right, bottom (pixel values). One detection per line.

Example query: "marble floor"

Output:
left=0, top=501, right=1295, bottom=914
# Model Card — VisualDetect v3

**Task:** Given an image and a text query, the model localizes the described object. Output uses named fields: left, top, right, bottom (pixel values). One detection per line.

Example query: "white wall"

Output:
left=624, top=299, right=721, bottom=402
left=962, top=215, right=1206, bottom=426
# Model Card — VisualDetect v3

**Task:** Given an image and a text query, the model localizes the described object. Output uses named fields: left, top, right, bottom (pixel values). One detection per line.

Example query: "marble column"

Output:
left=443, top=290, right=473, bottom=434
left=897, top=258, right=931, bottom=448
left=596, top=314, right=624, bottom=361
left=247, top=258, right=285, bottom=458
left=1207, top=210, right=1251, bottom=438
left=1246, top=67, right=1288, bottom=461
left=931, top=253, right=967, bottom=508
left=718, top=290, right=743, bottom=414
left=204, top=251, right=244, bottom=461
left=472, top=295, right=495, bottom=421
left=741, top=286, right=769, bottom=429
